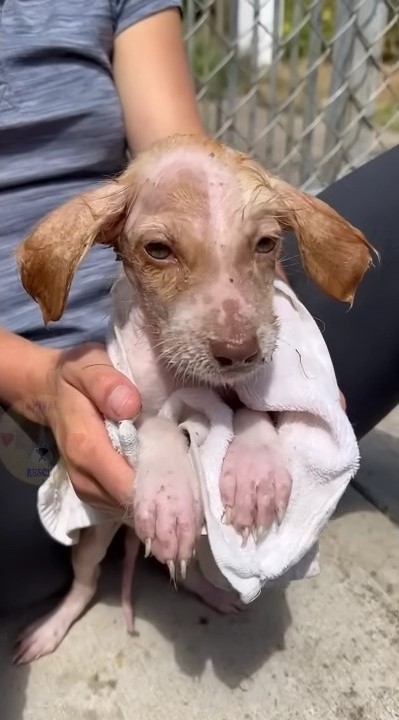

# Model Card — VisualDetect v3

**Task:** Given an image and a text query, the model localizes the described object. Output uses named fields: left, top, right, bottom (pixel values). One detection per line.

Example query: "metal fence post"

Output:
left=321, top=0, right=356, bottom=186
left=300, top=0, right=324, bottom=185
left=344, top=0, right=389, bottom=172
left=226, top=0, right=240, bottom=146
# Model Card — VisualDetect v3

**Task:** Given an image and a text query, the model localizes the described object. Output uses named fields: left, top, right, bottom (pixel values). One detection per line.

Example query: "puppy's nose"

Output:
left=210, top=337, right=260, bottom=367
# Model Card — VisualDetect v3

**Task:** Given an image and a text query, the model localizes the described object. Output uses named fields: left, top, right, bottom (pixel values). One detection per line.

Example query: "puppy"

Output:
left=14, top=135, right=373, bottom=663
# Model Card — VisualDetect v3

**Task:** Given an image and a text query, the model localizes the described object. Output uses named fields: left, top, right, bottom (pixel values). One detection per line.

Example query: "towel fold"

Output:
left=37, top=278, right=359, bottom=603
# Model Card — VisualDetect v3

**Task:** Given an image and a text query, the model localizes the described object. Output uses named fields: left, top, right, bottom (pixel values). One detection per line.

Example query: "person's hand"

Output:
left=39, top=343, right=141, bottom=511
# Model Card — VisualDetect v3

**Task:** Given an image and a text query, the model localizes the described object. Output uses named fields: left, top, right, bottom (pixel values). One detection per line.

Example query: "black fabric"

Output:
left=0, top=409, right=72, bottom=616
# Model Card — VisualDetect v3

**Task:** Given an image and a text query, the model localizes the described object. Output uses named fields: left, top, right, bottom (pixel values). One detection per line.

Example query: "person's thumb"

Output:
left=61, top=343, right=142, bottom=421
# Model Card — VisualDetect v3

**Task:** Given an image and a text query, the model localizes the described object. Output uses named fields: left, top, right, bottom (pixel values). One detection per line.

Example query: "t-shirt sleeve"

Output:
left=113, top=0, right=183, bottom=37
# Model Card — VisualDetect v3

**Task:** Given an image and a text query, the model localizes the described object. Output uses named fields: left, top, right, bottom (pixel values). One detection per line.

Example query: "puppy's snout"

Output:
left=210, top=336, right=260, bottom=368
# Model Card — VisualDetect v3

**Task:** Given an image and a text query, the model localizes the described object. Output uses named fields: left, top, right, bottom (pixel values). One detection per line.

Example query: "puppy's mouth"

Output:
left=210, top=357, right=265, bottom=384
left=165, top=351, right=268, bottom=387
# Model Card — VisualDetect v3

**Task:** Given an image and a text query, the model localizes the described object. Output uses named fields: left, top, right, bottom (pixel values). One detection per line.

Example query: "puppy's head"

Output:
left=17, top=135, right=374, bottom=386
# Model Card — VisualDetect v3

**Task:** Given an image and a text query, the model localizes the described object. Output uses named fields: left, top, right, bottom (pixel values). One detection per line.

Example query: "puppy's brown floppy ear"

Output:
left=17, top=178, right=133, bottom=323
left=270, top=177, right=375, bottom=304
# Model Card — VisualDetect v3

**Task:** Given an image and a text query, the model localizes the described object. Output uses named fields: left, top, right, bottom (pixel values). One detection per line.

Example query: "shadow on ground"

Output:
left=333, top=427, right=399, bottom=522
left=1, top=593, right=70, bottom=720
left=1, top=616, right=29, bottom=720
left=354, top=428, right=399, bottom=523
left=108, top=555, right=292, bottom=689
left=0, top=556, right=293, bottom=720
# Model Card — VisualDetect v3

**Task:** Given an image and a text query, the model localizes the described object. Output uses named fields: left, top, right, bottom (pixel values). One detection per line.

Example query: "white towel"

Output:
left=38, top=278, right=359, bottom=603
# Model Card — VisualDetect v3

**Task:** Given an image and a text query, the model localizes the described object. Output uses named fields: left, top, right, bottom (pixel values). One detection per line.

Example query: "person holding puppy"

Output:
left=0, top=1, right=204, bottom=613
left=1, top=1, right=398, bottom=615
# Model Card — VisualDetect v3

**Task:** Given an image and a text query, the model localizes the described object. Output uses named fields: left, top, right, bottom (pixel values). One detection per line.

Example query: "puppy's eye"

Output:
left=144, top=242, right=174, bottom=261
left=255, top=236, right=276, bottom=254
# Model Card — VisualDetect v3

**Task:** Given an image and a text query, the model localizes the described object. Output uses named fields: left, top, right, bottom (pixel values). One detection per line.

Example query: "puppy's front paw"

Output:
left=220, top=439, right=292, bottom=542
left=134, top=453, right=203, bottom=577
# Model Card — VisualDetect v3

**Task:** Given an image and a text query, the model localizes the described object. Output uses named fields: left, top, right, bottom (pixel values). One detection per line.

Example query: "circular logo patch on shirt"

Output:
left=0, top=406, right=57, bottom=486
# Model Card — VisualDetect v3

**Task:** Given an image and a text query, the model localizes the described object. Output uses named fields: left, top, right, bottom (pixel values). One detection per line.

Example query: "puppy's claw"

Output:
left=180, top=559, right=187, bottom=580
left=241, top=527, right=250, bottom=547
left=167, top=560, right=176, bottom=584
left=225, top=507, right=232, bottom=526
left=144, top=538, right=152, bottom=558
left=256, top=519, right=275, bottom=542
left=256, top=525, right=266, bottom=543
left=276, top=505, right=286, bottom=526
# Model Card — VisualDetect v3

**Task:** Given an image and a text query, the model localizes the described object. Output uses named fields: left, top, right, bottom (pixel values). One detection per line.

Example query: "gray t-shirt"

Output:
left=0, top=0, right=182, bottom=347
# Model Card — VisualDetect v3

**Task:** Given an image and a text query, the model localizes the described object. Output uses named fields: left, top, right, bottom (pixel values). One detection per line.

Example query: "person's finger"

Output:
left=68, top=413, right=135, bottom=506
left=56, top=384, right=136, bottom=506
left=61, top=344, right=142, bottom=421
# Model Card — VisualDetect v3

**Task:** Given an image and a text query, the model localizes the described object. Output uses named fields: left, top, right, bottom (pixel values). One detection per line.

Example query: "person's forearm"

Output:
left=0, top=327, right=59, bottom=423
left=113, top=8, right=205, bottom=154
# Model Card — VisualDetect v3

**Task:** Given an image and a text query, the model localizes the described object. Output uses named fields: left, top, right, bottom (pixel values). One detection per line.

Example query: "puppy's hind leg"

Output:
left=121, top=527, right=141, bottom=636
left=181, top=538, right=244, bottom=614
left=13, top=522, right=119, bottom=665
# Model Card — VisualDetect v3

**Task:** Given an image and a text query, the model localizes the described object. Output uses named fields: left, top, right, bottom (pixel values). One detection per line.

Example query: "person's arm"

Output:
left=113, top=7, right=205, bottom=153
left=0, top=327, right=58, bottom=423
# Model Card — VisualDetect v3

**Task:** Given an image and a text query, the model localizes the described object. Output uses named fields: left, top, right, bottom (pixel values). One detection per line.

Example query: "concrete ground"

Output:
left=1, top=409, right=399, bottom=720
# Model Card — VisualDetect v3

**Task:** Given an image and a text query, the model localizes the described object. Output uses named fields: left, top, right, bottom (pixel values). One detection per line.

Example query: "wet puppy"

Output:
left=14, top=134, right=372, bottom=662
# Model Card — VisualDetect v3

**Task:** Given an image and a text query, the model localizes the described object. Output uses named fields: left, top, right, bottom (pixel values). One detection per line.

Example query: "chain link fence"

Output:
left=183, top=0, right=399, bottom=192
